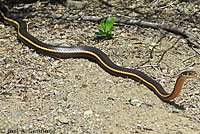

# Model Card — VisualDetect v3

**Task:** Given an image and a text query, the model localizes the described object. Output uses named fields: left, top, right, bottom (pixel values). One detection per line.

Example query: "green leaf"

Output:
left=105, top=17, right=115, bottom=32
left=95, top=30, right=104, bottom=35
left=107, top=26, right=115, bottom=34
left=109, top=26, right=115, bottom=31
left=97, top=20, right=104, bottom=30
left=95, top=17, right=115, bottom=38
left=95, top=31, right=101, bottom=35
left=100, top=19, right=105, bottom=30
left=95, top=30, right=107, bottom=37
left=97, top=23, right=102, bottom=30
left=97, top=23, right=101, bottom=29
left=101, top=32, right=107, bottom=36
left=126, top=98, right=131, bottom=102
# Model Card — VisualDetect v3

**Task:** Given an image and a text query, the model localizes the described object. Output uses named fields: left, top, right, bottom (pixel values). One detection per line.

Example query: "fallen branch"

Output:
left=13, top=11, right=200, bottom=49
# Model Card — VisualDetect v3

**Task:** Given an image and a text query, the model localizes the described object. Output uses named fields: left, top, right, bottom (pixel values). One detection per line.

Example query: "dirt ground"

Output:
left=0, top=0, right=200, bottom=133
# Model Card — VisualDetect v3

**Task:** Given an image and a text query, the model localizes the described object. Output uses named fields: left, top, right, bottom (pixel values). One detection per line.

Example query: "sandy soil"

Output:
left=0, top=0, right=199, bottom=133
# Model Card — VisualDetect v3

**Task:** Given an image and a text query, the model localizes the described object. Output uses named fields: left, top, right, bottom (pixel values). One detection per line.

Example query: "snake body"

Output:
left=0, top=5, right=197, bottom=101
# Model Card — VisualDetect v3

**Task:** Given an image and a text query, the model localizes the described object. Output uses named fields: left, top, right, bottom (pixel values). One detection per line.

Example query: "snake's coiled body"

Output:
left=0, top=4, right=197, bottom=101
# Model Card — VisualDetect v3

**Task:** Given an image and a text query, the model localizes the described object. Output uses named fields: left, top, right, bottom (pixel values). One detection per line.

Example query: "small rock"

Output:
left=32, top=52, right=39, bottom=59
left=106, top=79, right=114, bottom=83
left=66, top=0, right=85, bottom=9
left=12, top=111, right=22, bottom=118
left=58, top=115, right=70, bottom=124
left=121, top=33, right=127, bottom=37
left=57, top=108, right=63, bottom=113
left=84, top=109, right=93, bottom=116
left=54, top=90, right=60, bottom=96
left=130, top=99, right=140, bottom=106
left=151, top=43, right=159, bottom=47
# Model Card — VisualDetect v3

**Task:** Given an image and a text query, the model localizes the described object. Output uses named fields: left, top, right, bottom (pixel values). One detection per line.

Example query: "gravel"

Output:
left=0, top=0, right=199, bottom=133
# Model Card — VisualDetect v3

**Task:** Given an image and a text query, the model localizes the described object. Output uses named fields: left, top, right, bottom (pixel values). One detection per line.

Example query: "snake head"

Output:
left=180, top=71, right=197, bottom=79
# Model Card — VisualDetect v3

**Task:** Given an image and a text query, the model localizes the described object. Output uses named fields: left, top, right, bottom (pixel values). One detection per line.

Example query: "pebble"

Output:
left=54, top=90, right=60, bottom=96
left=66, top=0, right=85, bottom=9
left=0, top=1, right=199, bottom=133
left=121, top=33, right=127, bottom=37
left=32, top=52, right=39, bottom=59
left=58, top=115, right=70, bottom=124
left=106, top=79, right=114, bottom=83
left=12, top=111, right=22, bottom=118
left=151, top=43, right=159, bottom=47
left=130, top=99, right=141, bottom=106
left=57, top=108, right=63, bottom=113
left=84, top=109, right=93, bottom=116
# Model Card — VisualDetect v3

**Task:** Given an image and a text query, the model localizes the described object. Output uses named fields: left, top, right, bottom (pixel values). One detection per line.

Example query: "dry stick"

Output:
left=149, top=0, right=179, bottom=9
left=96, top=0, right=199, bottom=48
left=190, top=46, right=200, bottom=55
left=137, top=64, right=159, bottom=68
left=181, top=45, right=200, bottom=63
left=135, top=35, right=166, bottom=69
left=135, top=34, right=166, bottom=70
left=149, top=0, right=160, bottom=8
left=158, top=0, right=179, bottom=9
left=21, top=10, right=199, bottom=49
left=0, top=78, right=22, bottom=95
left=150, top=34, right=166, bottom=59
left=13, top=0, right=200, bottom=49
left=13, top=12, right=200, bottom=67
left=81, top=16, right=199, bottom=48
left=135, top=59, right=151, bottom=69
left=182, top=54, right=199, bottom=63
left=27, top=13, right=200, bottom=68
left=157, top=37, right=181, bottom=64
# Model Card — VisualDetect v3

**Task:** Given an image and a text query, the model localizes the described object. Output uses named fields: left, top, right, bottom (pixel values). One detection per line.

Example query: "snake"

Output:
left=0, top=4, right=197, bottom=101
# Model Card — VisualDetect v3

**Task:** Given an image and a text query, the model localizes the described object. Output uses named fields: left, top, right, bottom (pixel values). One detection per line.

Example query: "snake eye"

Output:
left=190, top=71, right=197, bottom=77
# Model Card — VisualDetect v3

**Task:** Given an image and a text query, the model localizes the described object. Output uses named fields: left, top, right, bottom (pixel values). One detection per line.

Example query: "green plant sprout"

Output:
left=95, top=17, right=115, bottom=38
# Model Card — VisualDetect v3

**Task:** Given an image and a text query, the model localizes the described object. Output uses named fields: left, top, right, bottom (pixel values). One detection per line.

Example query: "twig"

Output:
left=136, top=64, right=159, bottom=69
left=150, top=34, right=166, bottom=59
left=12, top=8, right=200, bottom=49
left=150, top=0, right=160, bottom=8
left=182, top=54, right=199, bottom=63
left=190, top=46, right=200, bottom=55
left=157, top=37, right=181, bottom=64
left=135, top=59, right=151, bottom=69
left=159, top=0, right=179, bottom=10
left=0, top=78, right=22, bottom=95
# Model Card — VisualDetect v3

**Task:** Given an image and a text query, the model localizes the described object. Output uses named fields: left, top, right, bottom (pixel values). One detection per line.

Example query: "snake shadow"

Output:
left=163, top=100, right=185, bottom=110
